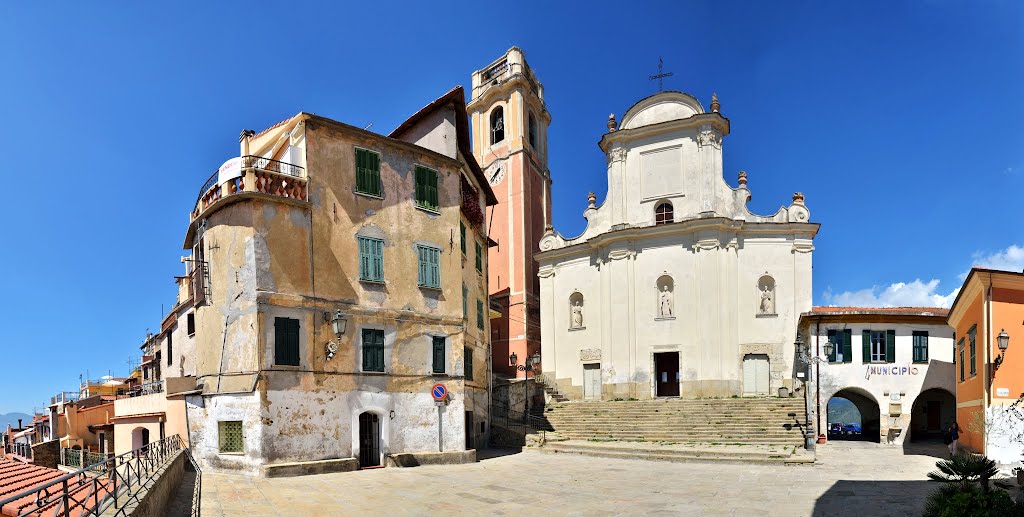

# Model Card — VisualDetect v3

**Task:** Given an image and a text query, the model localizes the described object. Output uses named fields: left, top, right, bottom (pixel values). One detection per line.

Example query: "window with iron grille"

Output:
left=655, top=202, right=674, bottom=225
left=417, top=245, right=441, bottom=288
left=355, top=148, right=382, bottom=196
left=432, top=336, right=445, bottom=374
left=357, top=236, right=384, bottom=282
left=274, top=317, right=300, bottom=366
left=477, top=299, right=485, bottom=330
left=475, top=240, right=483, bottom=273
left=464, top=346, right=474, bottom=381
left=362, top=328, right=385, bottom=372
left=218, top=421, right=243, bottom=453
left=414, top=166, right=439, bottom=211
left=913, top=331, right=929, bottom=363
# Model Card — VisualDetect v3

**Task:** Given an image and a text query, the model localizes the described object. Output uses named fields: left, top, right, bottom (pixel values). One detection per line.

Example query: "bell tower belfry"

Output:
left=468, top=47, right=551, bottom=379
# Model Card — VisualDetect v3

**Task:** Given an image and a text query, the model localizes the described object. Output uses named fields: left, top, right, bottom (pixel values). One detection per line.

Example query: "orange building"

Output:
left=468, top=48, right=551, bottom=379
left=946, top=268, right=1024, bottom=464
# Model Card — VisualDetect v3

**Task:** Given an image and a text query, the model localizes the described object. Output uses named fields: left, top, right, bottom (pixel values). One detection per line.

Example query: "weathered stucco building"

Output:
left=179, top=87, right=496, bottom=475
left=536, top=91, right=818, bottom=400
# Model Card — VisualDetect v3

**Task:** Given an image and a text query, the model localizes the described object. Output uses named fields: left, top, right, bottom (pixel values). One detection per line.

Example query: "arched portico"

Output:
left=909, top=387, right=955, bottom=442
left=827, top=387, right=881, bottom=443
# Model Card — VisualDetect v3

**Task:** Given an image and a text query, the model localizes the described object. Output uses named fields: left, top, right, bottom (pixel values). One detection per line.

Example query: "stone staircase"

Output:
left=539, top=397, right=807, bottom=446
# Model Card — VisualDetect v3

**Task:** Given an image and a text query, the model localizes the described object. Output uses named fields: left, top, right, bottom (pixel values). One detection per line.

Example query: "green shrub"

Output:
left=923, top=484, right=1022, bottom=517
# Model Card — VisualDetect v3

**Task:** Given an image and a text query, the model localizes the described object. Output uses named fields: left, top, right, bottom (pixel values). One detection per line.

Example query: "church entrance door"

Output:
left=654, top=353, right=680, bottom=397
left=583, top=363, right=601, bottom=400
left=743, top=354, right=770, bottom=395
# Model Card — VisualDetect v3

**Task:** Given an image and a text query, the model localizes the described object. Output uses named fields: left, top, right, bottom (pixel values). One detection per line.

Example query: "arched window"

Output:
left=528, top=112, right=537, bottom=148
left=490, top=106, right=505, bottom=145
left=655, top=202, right=673, bottom=225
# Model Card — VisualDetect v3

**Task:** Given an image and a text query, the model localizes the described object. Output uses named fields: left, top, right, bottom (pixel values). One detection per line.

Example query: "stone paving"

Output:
left=198, top=441, right=948, bottom=516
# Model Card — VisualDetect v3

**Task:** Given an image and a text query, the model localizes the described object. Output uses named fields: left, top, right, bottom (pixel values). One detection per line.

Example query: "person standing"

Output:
left=947, top=422, right=961, bottom=456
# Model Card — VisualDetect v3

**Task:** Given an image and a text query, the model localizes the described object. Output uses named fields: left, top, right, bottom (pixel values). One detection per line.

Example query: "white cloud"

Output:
left=823, top=244, right=1024, bottom=309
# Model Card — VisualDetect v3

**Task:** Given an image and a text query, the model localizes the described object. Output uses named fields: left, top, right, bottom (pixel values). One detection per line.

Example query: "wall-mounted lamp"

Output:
left=994, top=329, right=1010, bottom=372
left=323, top=309, right=348, bottom=338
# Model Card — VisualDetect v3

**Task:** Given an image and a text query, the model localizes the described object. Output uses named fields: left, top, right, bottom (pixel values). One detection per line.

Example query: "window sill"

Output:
left=568, top=326, right=586, bottom=332
left=912, top=361, right=929, bottom=364
left=218, top=451, right=244, bottom=456
left=755, top=313, right=778, bottom=318
left=419, top=285, right=442, bottom=292
left=355, top=190, right=384, bottom=200
left=415, top=204, right=441, bottom=216
left=654, top=316, right=675, bottom=321
left=269, top=365, right=302, bottom=370
left=361, top=370, right=387, bottom=375
left=360, top=279, right=386, bottom=286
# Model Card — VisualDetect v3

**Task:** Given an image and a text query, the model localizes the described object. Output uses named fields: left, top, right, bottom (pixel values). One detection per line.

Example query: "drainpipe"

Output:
left=815, top=317, right=821, bottom=439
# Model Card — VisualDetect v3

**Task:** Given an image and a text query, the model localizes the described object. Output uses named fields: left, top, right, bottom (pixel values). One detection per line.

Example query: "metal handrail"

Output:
left=0, top=435, right=188, bottom=517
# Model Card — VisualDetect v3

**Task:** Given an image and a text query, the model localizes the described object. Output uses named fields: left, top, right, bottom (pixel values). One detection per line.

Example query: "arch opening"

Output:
left=827, top=388, right=880, bottom=442
left=490, top=106, right=505, bottom=145
left=909, top=388, right=956, bottom=442
left=654, top=202, right=673, bottom=225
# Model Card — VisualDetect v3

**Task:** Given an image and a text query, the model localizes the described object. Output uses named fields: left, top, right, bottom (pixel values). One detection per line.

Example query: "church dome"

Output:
left=618, top=91, right=705, bottom=130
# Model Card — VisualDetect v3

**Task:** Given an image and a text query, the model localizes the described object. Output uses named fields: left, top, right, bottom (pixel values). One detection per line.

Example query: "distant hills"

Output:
left=0, top=412, right=32, bottom=429
left=827, top=398, right=861, bottom=425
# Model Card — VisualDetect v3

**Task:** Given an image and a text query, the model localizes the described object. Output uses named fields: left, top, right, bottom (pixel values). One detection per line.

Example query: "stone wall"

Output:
left=30, top=440, right=58, bottom=469
left=106, top=450, right=185, bottom=517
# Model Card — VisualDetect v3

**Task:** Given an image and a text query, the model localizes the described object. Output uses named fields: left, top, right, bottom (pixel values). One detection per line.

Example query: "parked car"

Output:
left=828, top=423, right=844, bottom=436
left=843, top=423, right=862, bottom=435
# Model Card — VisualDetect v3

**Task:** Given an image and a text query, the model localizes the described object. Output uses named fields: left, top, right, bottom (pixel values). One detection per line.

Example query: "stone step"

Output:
left=528, top=441, right=801, bottom=465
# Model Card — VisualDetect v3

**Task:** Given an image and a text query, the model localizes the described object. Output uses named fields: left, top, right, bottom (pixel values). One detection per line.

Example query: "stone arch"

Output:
left=909, top=387, right=956, bottom=442
left=654, top=201, right=674, bottom=225
left=656, top=275, right=674, bottom=317
left=351, top=406, right=389, bottom=469
left=490, top=106, right=505, bottom=144
left=131, top=426, right=150, bottom=452
left=827, top=387, right=881, bottom=443
left=757, top=273, right=776, bottom=315
left=569, top=291, right=584, bottom=329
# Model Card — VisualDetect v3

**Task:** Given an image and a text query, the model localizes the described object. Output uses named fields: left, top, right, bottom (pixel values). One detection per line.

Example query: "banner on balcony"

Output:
left=218, top=156, right=243, bottom=184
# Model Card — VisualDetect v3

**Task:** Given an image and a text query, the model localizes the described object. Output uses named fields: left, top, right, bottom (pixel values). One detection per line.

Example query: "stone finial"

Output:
left=607, top=113, right=617, bottom=132
left=587, top=192, right=597, bottom=207
left=738, top=170, right=748, bottom=187
left=792, top=192, right=805, bottom=204
left=710, top=93, right=720, bottom=113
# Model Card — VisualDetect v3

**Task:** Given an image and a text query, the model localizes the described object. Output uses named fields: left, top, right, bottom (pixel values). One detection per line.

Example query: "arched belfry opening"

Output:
left=490, top=106, right=504, bottom=144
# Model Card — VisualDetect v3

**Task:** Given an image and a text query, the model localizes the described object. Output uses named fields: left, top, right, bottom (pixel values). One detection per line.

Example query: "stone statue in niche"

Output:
left=659, top=285, right=673, bottom=317
left=760, top=285, right=774, bottom=314
left=571, top=300, right=584, bottom=328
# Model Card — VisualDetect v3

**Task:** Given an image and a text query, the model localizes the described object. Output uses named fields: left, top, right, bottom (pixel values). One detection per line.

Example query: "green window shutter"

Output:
left=462, top=284, right=468, bottom=319
left=460, top=222, right=466, bottom=254
left=826, top=330, right=837, bottom=362
left=372, top=239, right=383, bottom=281
left=913, top=331, right=929, bottom=363
left=862, top=330, right=871, bottom=363
left=414, top=166, right=439, bottom=210
left=415, top=167, right=425, bottom=206
left=475, top=241, right=483, bottom=272
left=357, top=237, right=384, bottom=282
left=959, top=339, right=965, bottom=381
left=886, top=330, right=896, bottom=363
left=417, top=246, right=428, bottom=286
left=432, top=336, right=445, bottom=374
left=464, top=346, right=473, bottom=381
left=355, top=149, right=381, bottom=196
left=362, top=329, right=385, bottom=372
left=274, top=317, right=300, bottom=366
left=369, top=152, right=380, bottom=195
left=427, top=247, right=440, bottom=288
left=428, top=167, right=439, bottom=209
left=843, top=330, right=853, bottom=363
left=477, top=299, right=484, bottom=330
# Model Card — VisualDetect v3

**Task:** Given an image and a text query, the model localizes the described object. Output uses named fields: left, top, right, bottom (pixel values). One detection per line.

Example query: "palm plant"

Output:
left=927, top=453, right=1001, bottom=492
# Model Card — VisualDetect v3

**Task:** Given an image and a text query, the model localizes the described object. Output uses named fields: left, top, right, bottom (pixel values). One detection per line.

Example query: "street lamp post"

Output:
left=510, top=352, right=541, bottom=419
left=795, top=334, right=834, bottom=450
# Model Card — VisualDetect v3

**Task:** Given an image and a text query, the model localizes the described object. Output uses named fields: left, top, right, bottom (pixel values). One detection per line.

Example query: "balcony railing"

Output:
left=115, top=380, right=163, bottom=399
left=60, top=448, right=113, bottom=472
left=192, top=154, right=307, bottom=220
left=8, top=442, right=32, bottom=460
left=50, top=391, right=80, bottom=405
left=0, top=435, right=197, bottom=517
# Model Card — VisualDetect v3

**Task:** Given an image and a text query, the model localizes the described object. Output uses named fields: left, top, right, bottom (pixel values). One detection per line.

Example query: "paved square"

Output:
left=199, top=442, right=947, bottom=516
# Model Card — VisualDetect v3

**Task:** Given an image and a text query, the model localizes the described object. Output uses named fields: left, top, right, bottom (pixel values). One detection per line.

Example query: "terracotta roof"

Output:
left=252, top=117, right=291, bottom=139
left=807, top=306, right=950, bottom=317
left=0, top=458, right=108, bottom=516
left=388, top=86, right=498, bottom=206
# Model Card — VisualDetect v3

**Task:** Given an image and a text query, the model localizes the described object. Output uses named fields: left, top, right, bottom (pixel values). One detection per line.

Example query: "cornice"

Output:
left=599, top=113, right=730, bottom=152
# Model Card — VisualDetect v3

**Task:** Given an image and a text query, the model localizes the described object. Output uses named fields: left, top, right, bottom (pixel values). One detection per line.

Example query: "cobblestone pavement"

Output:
left=198, top=441, right=947, bottom=516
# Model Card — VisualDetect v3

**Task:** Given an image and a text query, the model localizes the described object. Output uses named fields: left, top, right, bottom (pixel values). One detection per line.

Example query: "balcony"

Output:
left=116, top=381, right=164, bottom=399
left=191, top=155, right=307, bottom=221
left=50, top=391, right=80, bottom=406
left=7, top=442, right=32, bottom=461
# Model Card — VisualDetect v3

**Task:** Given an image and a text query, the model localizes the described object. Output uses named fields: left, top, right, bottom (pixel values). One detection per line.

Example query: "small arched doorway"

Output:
left=827, top=388, right=881, bottom=442
left=131, top=427, right=150, bottom=452
left=358, top=412, right=381, bottom=468
left=910, top=388, right=956, bottom=442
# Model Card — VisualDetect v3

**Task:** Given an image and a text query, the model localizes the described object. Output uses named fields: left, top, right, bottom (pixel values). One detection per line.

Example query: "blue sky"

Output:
left=0, top=2, right=1021, bottom=414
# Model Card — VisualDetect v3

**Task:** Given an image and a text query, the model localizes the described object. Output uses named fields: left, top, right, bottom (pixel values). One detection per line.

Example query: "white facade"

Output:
left=799, top=309, right=955, bottom=445
left=536, top=91, right=818, bottom=399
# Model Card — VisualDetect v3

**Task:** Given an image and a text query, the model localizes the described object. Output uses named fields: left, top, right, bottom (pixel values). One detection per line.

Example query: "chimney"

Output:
left=17, top=419, right=22, bottom=429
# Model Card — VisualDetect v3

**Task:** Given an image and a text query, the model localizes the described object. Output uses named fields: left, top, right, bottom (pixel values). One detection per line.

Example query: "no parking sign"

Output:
left=431, top=383, right=448, bottom=402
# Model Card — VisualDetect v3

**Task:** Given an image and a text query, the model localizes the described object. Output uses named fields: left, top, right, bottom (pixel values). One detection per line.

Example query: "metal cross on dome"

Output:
left=649, top=57, right=673, bottom=91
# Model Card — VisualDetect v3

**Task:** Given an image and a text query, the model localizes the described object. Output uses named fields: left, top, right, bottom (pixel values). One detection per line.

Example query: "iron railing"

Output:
left=196, top=170, right=219, bottom=205
left=184, top=441, right=202, bottom=517
left=490, top=405, right=553, bottom=436
left=240, top=155, right=304, bottom=178
left=115, top=380, right=163, bottom=399
left=8, top=442, right=32, bottom=460
left=0, top=435, right=194, bottom=517
left=49, top=392, right=80, bottom=406
left=59, top=448, right=112, bottom=472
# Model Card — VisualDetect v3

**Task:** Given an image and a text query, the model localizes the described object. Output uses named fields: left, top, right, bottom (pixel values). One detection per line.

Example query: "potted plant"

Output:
left=817, top=434, right=826, bottom=444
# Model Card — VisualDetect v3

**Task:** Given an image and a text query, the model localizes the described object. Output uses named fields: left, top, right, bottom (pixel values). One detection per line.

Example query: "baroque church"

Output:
left=536, top=89, right=819, bottom=399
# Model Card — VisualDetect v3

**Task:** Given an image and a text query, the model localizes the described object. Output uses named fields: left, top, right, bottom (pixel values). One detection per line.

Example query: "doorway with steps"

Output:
left=654, top=352, right=680, bottom=397
left=583, top=363, right=601, bottom=400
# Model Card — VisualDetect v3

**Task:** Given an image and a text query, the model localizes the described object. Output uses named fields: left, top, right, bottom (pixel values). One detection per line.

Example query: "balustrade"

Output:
left=192, top=155, right=307, bottom=220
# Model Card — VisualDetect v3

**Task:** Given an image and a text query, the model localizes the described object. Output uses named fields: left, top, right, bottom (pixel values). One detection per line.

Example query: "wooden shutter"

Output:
left=432, top=337, right=445, bottom=374
left=863, top=330, right=872, bottom=363
left=886, top=329, right=896, bottom=363
left=477, top=300, right=484, bottom=329
left=428, top=248, right=440, bottom=287
left=827, top=330, right=837, bottom=362
left=415, top=167, right=425, bottom=206
left=358, top=237, right=370, bottom=280
left=464, top=346, right=473, bottom=381
left=843, top=329, right=853, bottom=363
left=475, top=241, right=482, bottom=272
left=274, top=318, right=300, bottom=366
left=362, top=329, right=384, bottom=372
left=369, top=151, right=380, bottom=195
left=417, top=246, right=428, bottom=286
left=428, top=168, right=438, bottom=209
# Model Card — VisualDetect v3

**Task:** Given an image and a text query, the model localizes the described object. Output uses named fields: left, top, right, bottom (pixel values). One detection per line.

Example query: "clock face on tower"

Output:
left=487, top=163, right=505, bottom=186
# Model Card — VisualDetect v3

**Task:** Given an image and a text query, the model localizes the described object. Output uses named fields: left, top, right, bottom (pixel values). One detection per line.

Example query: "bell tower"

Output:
left=468, top=47, right=551, bottom=379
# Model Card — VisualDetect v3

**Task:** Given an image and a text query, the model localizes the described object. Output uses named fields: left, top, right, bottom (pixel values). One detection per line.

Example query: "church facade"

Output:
left=536, top=91, right=819, bottom=399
